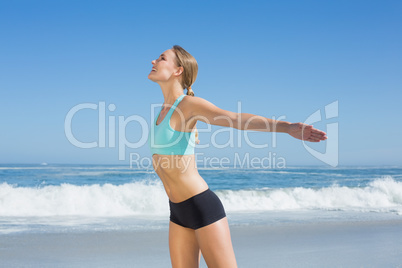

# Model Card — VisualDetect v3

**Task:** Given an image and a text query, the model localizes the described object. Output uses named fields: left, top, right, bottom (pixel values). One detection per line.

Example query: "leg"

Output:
left=169, top=221, right=201, bottom=268
left=196, top=217, right=237, bottom=268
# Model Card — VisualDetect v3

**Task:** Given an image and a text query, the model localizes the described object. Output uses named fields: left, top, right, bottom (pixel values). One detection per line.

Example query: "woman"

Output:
left=148, top=45, right=327, bottom=268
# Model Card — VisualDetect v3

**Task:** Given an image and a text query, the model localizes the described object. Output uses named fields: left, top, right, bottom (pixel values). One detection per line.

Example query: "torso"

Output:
left=151, top=95, right=208, bottom=202
left=152, top=154, right=208, bottom=202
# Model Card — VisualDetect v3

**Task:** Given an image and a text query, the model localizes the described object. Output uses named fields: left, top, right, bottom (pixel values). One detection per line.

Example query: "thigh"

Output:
left=169, top=221, right=201, bottom=268
left=195, top=217, right=237, bottom=268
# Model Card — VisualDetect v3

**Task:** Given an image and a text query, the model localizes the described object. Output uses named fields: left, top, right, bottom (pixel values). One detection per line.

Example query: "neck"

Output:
left=158, top=80, right=184, bottom=105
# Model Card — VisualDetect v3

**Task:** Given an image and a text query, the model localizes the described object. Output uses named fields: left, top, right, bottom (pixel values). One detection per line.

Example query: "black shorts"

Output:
left=169, top=189, right=226, bottom=230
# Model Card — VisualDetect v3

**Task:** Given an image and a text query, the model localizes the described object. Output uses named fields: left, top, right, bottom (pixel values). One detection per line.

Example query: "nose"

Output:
left=151, top=59, right=156, bottom=65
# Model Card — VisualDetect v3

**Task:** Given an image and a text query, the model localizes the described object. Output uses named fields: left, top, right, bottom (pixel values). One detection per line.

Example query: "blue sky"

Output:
left=1, top=0, right=401, bottom=166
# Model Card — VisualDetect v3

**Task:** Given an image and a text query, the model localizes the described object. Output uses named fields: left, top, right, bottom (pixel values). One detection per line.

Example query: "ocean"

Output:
left=1, top=164, right=402, bottom=234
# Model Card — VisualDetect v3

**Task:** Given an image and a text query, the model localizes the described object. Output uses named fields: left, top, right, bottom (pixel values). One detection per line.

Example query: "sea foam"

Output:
left=219, top=176, right=402, bottom=214
left=0, top=181, right=168, bottom=217
left=1, top=177, right=401, bottom=217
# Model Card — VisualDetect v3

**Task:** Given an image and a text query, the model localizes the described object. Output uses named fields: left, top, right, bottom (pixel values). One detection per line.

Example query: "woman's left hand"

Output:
left=287, top=123, right=327, bottom=142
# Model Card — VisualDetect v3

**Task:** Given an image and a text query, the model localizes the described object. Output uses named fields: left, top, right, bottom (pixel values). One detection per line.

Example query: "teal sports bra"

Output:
left=148, top=94, right=196, bottom=155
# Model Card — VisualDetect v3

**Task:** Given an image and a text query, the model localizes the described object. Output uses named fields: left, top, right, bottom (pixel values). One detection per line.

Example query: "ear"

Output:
left=174, top=66, right=184, bottom=77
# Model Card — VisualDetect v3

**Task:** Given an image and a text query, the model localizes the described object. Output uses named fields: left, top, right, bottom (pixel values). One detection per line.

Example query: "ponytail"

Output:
left=187, top=86, right=195, bottom=96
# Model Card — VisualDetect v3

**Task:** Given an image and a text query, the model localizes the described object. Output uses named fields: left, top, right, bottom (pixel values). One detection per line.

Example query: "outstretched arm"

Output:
left=230, top=113, right=327, bottom=142
left=189, top=97, right=327, bottom=142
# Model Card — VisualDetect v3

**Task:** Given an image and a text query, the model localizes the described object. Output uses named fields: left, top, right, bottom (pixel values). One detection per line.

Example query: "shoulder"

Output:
left=182, top=95, right=214, bottom=107
left=181, top=95, right=216, bottom=111
left=180, top=95, right=237, bottom=126
left=181, top=95, right=231, bottom=118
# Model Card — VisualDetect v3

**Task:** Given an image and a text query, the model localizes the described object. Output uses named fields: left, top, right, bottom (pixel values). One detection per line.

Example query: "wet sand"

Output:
left=1, top=219, right=401, bottom=267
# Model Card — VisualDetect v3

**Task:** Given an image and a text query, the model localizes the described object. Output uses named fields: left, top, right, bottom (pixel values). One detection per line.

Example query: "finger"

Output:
left=310, top=134, right=327, bottom=140
left=311, top=129, right=326, bottom=135
left=307, top=135, right=326, bottom=142
left=310, top=133, right=326, bottom=139
left=312, top=129, right=327, bottom=136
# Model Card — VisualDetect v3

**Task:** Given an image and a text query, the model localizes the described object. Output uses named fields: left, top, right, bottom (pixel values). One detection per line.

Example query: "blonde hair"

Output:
left=172, top=45, right=198, bottom=96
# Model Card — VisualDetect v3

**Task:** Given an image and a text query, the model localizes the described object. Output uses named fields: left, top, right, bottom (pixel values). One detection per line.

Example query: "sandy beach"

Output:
left=1, top=218, right=401, bottom=268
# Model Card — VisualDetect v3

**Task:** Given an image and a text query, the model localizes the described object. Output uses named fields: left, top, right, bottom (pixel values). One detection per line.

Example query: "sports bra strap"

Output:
left=158, top=95, right=185, bottom=125
left=167, top=94, right=185, bottom=116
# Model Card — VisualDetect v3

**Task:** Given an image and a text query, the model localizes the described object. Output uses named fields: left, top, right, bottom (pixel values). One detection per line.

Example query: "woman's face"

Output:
left=148, top=49, right=181, bottom=83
